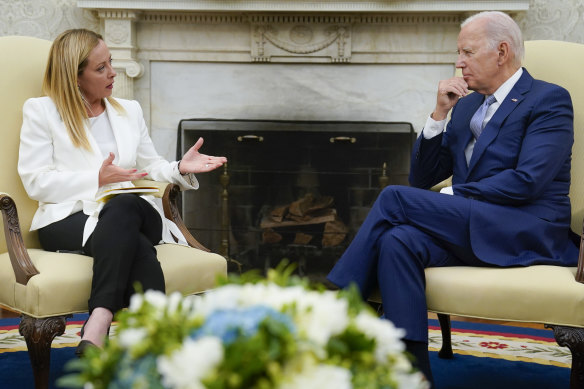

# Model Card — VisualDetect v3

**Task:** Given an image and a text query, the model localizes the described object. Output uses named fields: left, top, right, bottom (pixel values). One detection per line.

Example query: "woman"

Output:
left=18, top=29, right=227, bottom=355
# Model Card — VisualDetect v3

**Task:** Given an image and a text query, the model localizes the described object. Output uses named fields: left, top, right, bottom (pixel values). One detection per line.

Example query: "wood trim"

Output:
left=0, top=194, right=39, bottom=285
left=161, top=183, right=210, bottom=252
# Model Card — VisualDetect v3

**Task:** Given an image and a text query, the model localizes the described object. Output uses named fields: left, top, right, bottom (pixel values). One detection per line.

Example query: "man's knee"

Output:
left=378, top=185, right=403, bottom=204
left=378, top=225, right=439, bottom=269
left=379, top=225, right=425, bottom=252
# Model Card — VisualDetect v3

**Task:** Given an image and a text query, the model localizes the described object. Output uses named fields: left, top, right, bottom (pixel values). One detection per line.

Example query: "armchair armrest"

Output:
left=132, top=180, right=210, bottom=252
left=0, top=193, right=39, bottom=285
left=430, top=177, right=452, bottom=192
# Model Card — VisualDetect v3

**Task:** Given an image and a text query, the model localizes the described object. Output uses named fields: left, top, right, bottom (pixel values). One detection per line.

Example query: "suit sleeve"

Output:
left=409, top=121, right=456, bottom=189
left=453, top=86, right=573, bottom=204
left=18, top=98, right=100, bottom=203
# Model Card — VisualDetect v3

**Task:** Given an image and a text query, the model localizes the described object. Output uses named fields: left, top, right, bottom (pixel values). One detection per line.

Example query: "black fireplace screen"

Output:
left=178, top=119, right=415, bottom=280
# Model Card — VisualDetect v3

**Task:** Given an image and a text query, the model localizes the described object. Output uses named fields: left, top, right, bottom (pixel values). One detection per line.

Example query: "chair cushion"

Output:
left=425, top=265, right=584, bottom=327
left=0, top=245, right=226, bottom=318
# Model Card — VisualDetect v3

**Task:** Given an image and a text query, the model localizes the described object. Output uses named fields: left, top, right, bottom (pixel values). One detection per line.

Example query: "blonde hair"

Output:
left=42, top=29, right=124, bottom=150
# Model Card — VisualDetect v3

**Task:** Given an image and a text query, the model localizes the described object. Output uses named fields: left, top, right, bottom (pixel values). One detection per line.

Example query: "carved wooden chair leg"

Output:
left=19, top=314, right=70, bottom=389
left=546, top=325, right=584, bottom=389
left=437, top=313, right=454, bottom=359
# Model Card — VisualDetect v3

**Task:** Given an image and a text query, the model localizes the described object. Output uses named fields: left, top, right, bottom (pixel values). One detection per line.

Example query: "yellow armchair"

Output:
left=0, top=36, right=227, bottom=389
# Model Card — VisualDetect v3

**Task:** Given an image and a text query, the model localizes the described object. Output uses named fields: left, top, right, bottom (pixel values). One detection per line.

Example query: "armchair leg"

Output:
left=437, top=313, right=454, bottom=359
left=19, top=314, right=69, bottom=389
left=546, top=325, right=584, bottom=389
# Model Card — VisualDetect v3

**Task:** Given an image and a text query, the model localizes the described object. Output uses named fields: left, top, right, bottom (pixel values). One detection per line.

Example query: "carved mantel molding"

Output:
left=97, top=10, right=143, bottom=78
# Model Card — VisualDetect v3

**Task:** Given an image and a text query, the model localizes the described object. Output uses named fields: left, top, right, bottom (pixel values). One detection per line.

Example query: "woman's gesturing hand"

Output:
left=99, top=152, right=148, bottom=187
left=179, top=137, right=227, bottom=174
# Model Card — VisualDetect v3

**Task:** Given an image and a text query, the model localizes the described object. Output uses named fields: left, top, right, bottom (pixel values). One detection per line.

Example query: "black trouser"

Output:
left=38, top=194, right=165, bottom=313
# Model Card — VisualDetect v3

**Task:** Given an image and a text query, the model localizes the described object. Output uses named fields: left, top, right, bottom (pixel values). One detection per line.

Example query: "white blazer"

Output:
left=18, top=96, right=198, bottom=245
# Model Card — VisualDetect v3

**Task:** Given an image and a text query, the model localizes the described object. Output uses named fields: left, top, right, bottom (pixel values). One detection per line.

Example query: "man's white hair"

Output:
left=462, top=11, right=524, bottom=67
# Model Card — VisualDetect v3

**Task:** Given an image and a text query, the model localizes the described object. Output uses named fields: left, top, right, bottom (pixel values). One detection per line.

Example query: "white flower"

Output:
left=191, top=285, right=241, bottom=316
left=128, top=293, right=144, bottom=312
left=354, top=311, right=406, bottom=364
left=394, top=371, right=431, bottom=389
left=118, top=328, right=148, bottom=348
left=143, top=290, right=169, bottom=310
left=278, top=363, right=352, bottom=389
left=166, top=292, right=184, bottom=314
left=157, top=336, right=224, bottom=389
left=292, top=290, right=349, bottom=346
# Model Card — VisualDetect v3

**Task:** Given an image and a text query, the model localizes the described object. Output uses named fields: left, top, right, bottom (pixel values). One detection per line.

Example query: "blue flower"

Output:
left=191, top=305, right=295, bottom=344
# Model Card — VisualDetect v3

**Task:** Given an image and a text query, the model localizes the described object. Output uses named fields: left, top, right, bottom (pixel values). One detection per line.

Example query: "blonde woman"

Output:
left=18, top=29, right=226, bottom=355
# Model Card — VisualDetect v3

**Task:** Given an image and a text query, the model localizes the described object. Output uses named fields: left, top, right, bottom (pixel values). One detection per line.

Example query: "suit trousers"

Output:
left=38, top=194, right=165, bottom=313
left=327, top=185, right=490, bottom=342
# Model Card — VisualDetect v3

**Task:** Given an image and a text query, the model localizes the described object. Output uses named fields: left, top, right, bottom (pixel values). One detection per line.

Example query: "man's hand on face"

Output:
left=432, top=77, right=469, bottom=121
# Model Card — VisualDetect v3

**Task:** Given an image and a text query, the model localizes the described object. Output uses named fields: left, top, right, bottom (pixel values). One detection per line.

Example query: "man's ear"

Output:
left=498, top=41, right=511, bottom=65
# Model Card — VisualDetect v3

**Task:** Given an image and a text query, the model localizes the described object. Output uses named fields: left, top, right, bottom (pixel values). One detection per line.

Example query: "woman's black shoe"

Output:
left=75, top=340, right=97, bottom=358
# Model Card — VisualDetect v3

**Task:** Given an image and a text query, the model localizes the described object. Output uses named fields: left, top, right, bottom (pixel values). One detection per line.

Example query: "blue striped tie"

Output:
left=470, top=95, right=496, bottom=139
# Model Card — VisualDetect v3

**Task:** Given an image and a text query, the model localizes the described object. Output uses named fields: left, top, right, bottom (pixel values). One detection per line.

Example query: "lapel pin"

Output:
left=511, top=98, right=518, bottom=102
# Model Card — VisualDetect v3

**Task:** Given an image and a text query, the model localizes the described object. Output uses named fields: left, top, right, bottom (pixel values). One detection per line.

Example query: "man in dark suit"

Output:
left=327, top=10, right=579, bottom=387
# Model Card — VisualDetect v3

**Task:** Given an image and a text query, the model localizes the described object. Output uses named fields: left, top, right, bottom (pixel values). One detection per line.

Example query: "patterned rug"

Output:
left=428, top=318, right=571, bottom=368
left=0, top=315, right=572, bottom=388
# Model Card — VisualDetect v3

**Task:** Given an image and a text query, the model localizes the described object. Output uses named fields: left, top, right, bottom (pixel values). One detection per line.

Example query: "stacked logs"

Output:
left=260, top=193, right=348, bottom=247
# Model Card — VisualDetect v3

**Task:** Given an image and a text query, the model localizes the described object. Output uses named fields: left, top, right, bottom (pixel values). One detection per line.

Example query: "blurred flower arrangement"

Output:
left=59, top=264, right=428, bottom=389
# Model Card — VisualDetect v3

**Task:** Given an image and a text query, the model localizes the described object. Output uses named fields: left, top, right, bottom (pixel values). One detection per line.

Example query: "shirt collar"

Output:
left=491, top=67, right=523, bottom=104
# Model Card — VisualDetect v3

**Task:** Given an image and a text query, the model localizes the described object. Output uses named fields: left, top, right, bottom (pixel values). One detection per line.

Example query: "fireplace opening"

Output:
left=178, top=119, right=415, bottom=280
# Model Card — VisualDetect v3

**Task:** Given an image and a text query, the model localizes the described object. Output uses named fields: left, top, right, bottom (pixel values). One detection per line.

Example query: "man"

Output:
left=327, top=11, right=579, bottom=386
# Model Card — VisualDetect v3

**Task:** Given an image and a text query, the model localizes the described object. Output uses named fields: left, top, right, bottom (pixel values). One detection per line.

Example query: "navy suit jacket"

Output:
left=410, top=69, right=578, bottom=266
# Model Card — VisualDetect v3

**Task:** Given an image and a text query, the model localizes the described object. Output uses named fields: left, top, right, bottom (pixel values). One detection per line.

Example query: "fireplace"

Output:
left=178, top=119, right=414, bottom=277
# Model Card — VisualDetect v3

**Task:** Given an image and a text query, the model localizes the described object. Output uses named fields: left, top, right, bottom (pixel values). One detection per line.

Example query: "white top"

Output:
left=89, top=110, right=119, bottom=160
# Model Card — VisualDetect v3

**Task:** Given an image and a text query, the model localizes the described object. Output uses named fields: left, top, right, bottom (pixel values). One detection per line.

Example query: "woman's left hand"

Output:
left=179, top=137, right=227, bottom=174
